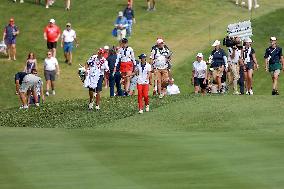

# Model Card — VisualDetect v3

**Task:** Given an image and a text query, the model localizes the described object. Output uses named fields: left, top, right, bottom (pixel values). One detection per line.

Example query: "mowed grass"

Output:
left=1, top=95, right=284, bottom=189
left=1, top=0, right=284, bottom=109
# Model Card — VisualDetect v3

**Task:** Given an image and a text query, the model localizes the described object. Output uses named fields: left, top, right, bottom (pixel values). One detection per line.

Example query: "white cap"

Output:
left=49, top=18, right=55, bottom=23
left=156, top=38, right=164, bottom=44
left=104, top=45, right=109, bottom=50
left=270, top=36, right=277, bottom=41
left=196, top=53, right=203, bottom=58
left=118, top=11, right=123, bottom=17
left=244, top=38, right=253, bottom=43
left=212, top=40, right=221, bottom=47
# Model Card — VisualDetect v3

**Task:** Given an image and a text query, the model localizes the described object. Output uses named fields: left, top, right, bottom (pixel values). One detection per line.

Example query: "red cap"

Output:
left=98, top=48, right=105, bottom=54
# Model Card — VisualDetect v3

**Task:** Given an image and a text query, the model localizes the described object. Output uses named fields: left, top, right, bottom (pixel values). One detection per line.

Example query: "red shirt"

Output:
left=44, top=25, right=61, bottom=42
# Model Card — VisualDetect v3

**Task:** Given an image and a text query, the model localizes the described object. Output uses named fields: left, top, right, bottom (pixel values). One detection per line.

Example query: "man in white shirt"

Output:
left=85, top=48, right=109, bottom=110
left=166, top=78, right=180, bottom=95
left=44, top=51, right=60, bottom=96
left=61, top=23, right=78, bottom=65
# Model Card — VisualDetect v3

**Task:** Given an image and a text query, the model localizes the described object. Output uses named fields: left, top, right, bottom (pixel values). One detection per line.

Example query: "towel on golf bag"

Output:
left=84, top=66, right=101, bottom=89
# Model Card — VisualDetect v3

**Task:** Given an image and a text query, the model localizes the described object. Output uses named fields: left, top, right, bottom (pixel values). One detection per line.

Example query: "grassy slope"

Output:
left=0, top=0, right=284, bottom=109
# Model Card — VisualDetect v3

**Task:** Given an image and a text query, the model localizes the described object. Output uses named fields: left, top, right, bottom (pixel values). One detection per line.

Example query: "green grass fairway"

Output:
left=1, top=95, right=284, bottom=189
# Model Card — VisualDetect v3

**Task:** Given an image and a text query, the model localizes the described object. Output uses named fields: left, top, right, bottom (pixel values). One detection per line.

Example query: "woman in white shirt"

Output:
left=44, top=51, right=60, bottom=96
left=192, top=53, right=207, bottom=95
left=135, top=54, right=151, bottom=114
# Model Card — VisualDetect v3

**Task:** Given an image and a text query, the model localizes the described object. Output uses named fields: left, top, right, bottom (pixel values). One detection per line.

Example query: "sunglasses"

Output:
left=47, top=53, right=52, bottom=55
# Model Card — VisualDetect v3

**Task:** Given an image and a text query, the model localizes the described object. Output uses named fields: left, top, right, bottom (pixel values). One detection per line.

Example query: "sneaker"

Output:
left=233, top=91, right=240, bottom=95
left=19, top=105, right=29, bottom=109
left=245, top=90, right=249, bottom=95
left=35, top=103, right=40, bottom=107
left=241, top=1, right=246, bottom=6
left=254, top=4, right=260, bottom=9
left=138, top=109, right=143, bottom=114
left=145, top=105, right=150, bottom=112
left=46, top=5, right=49, bottom=8
left=275, top=90, right=280, bottom=95
left=45, top=91, right=49, bottom=96
left=159, top=94, right=164, bottom=99
left=52, top=90, right=56, bottom=95
left=20, top=0, right=24, bottom=3
left=95, top=105, right=100, bottom=110
left=88, top=102, right=94, bottom=110
left=249, top=89, right=253, bottom=95
left=272, top=89, right=276, bottom=95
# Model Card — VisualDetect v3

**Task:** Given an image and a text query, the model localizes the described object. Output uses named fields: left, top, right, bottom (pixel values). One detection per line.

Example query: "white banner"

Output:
left=227, top=20, right=253, bottom=39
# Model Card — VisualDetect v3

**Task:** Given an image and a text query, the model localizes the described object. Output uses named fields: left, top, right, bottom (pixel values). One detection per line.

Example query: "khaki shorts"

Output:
left=212, top=67, right=223, bottom=79
left=154, top=69, right=169, bottom=87
left=270, top=69, right=281, bottom=77
left=19, top=74, right=41, bottom=93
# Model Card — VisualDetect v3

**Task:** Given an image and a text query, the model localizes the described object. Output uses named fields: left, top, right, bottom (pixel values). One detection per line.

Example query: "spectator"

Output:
left=192, top=53, right=207, bottom=95
left=209, top=40, right=227, bottom=93
left=44, top=51, right=60, bottom=96
left=65, top=0, right=71, bottom=10
left=167, top=78, right=180, bottom=95
left=44, top=19, right=61, bottom=57
left=2, top=18, right=19, bottom=61
left=264, top=37, right=284, bottom=95
left=18, top=71, right=43, bottom=109
left=84, top=48, right=109, bottom=110
left=107, top=48, right=123, bottom=97
left=236, top=0, right=259, bottom=10
left=242, top=37, right=258, bottom=95
left=150, top=38, right=171, bottom=98
left=147, top=0, right=156, bottom=11
left=228, top=37, right=242, bottom=95
left=135, top=54, right=151, bottom=114
left=123, top=3, right=136, bottom=37
left=28, top=69, right=44, bottom=105
left=114, top=11, right=128, bottom=41
left=127, top=0, right=133, bottom=8
left=15, top=71, right=28, bottom=95
left=116, top=38, right=135, bottom=95
left=61, top=22, right=78, bottom=65
left=23, top=52, right=38, bottom=74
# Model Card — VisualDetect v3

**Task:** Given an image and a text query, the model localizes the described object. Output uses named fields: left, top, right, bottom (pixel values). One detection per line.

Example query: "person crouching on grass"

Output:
left=84, top=48, right=109, bottom=110
left=127, top=54, right=151, bottom=114
left=192, top=53, right=207, bottom=95
left=264, top=37, right=284, bottom=95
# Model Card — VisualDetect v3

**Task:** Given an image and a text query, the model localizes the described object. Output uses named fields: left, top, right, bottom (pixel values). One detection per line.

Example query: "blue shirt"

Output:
left=15, top=72, right=27, bottom=85
left=114, top=17, right=128, bottom=28
left=211, top=49, right=226, bottom=67
left=107, top=54, right=120, bottom=72
left=4, top=24, right=18, bottom=40
left=264, top=46, right=283, bottom=64
left=123, top=7, right=135, bottom=20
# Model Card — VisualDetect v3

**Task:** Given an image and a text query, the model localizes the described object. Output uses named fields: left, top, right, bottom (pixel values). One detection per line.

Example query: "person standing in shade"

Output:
left=44, top=19, right=61, bottom=57
left=264, top=37, right=284, bottom=95
left=114, top=11, right=128, bottom=41
left=192, top=53, right=207, bottom=95
left=44, top=51, right=60, bottom=96
left=61, top=22, right=78, bottom=65
left=2, top=18, right=19, bottom=61
left=242, top=37, right=258, bottom=95
left=84, top=48, right=109, bottom=110
left=123, top=3, right=136, bottom=37
left=135, top=54, right=151, bottom=114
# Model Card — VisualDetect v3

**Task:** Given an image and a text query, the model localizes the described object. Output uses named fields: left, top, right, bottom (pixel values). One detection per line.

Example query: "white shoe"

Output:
left=20, top=0, right=24, bottom=3
left=45, top=91, right=49, bottom=96
left=95, top=105, right=100, bottom=110
left=19, top=105, right=29, bottom=109
left=245, top=91, right=249, bottom=95
left=233, top=91, right=240, bottom=95
left=254, top=4, right=260, bottom=8
left=145, top=105, right=150, bottom=112
left=241, top=1, right=246, bottom=6
left=138, top=109, right=143, bottom=114
left=159, top=94, right=164, bottom=99
left=88, top=102, right=94, bottom=110
left=35, top=103, right=40, bottom=107
left=46, top=5, right=49, bottom=8
left=52, top=90, right=56, bottom=95
left=249, top=89, right=253, bottom=95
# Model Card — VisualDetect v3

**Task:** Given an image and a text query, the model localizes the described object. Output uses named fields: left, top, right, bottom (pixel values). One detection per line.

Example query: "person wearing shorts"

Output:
left=264, top=37, right=284, bottom=95
left=18, top=71, right=43, bottom=109
left=242, top=38, right=258, bottom=95
left=61, top=23, right=78, bottom=65
left=209, top=40, right=227, bottom=93
left=2, top=18, right=19, bottom=61
left=192, top=53, right=207, bottom=95
left=44, top=19, right=61, bottom=57
left=116, top=38, right=135, bottom=95
left=85, top=48, right=109, bottom=110
left=147, top=0, right=156, bottom=11
left=44, top=51, right=60, bottom=96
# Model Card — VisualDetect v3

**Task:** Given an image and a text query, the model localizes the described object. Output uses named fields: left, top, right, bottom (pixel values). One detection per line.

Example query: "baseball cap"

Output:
left=98, top=48, right=105, bottom=54
left=104, top=45, right=109, bottom=50
left=121, top=38, right=128, bottom=43
left=49, top=18, right=55, bottom=23
left=156, top=38, right=164, bottom=44
left=244, top=38, right=253, bottom=43
left=66, top=23, right=71, bottom=26
left=138, top=53, right=147, bottom=59
left=270, top=36, right=277, bottom=41
left=212, top=40, right=221, bottom=47
left=196, top=53, right=203, bottom=58
left=118, top=11, right=123, bottom=17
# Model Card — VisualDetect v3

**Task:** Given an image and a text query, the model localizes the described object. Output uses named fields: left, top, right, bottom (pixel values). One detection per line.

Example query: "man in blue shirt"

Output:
left=123, top=4, right=136, bottom=37
left=114, top=11, right=128, bottom=41
left=2, top=18, right=19, bottom=60
left=264, top=37, right=284, bottom=95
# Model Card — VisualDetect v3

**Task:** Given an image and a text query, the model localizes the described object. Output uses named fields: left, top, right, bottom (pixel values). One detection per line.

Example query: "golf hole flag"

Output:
left=227, top=20, right=253, bottom=40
